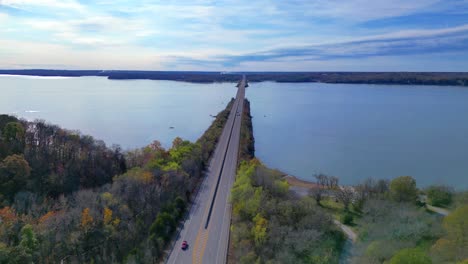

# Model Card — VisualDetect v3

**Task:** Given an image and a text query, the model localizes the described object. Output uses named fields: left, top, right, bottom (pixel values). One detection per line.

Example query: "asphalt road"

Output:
left=166, top=76, right=246, bottom=264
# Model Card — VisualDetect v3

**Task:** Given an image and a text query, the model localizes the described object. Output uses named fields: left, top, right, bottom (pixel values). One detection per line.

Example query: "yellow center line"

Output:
left=193, top=204, right=212, bottom=264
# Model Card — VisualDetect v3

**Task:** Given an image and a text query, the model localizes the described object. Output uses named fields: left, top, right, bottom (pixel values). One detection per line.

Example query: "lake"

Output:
left=2, top=75, right=467, bottom=188
left=247, top=82, right=468, bottom=188
left=0, top=75, right=237, bottom=149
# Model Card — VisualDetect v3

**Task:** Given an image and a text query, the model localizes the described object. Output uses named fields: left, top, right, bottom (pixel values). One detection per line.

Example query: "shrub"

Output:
left=341, top=212, right=353, bottom=225
left=426, top=185, right=453, bottom=207
left=389, top=248, right=431, bottom=264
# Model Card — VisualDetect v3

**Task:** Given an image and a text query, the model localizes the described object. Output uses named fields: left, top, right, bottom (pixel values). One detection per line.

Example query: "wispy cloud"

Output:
left=171, top=24, right=468, bottom=67
left=1, top=0, right=85, bottom=12
left=1, top=0, right=468, bottom=70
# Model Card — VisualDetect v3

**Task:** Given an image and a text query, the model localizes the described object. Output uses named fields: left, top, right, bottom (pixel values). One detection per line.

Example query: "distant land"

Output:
left=1, top=69, right=468, bottom=86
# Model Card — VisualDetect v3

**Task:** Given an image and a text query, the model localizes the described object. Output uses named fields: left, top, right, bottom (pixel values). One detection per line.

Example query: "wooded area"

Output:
left=0, top=98, right=234, bottom=263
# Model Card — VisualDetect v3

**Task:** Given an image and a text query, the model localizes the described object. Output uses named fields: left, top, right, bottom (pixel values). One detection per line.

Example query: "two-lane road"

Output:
left=167, top=76, right=246, bottom=264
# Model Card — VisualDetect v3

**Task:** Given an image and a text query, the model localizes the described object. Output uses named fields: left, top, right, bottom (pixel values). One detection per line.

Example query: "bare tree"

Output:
left=329, top=176, right=339, bottom=190
left=335, top=186, right=355, bottom=211
left=376, top=179, right=389, bottom=197
left=309, top=174, right=329, bottom=205
left=315, top=174, right=329, bottom=187
left=309, top=187, right=324, bottom=205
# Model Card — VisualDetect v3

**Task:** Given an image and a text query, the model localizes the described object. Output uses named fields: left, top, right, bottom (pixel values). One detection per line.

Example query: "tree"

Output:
left=81, top=208, right=94, bottom=231
left=252, top=214, right=267, bottom=247
left=9, top=224, right=40, bottom=263
left=103, top=207, right=113, bottom=225
left=442, top=205, right=468, bottom=260
left=19, top=224, right=38, bottom=254
left=150, top=212, right=175, bottom=242
left=2, top=122, right=25, bottom=155
left=389, top=248, right=431, bottom=264
left=174, top=196, right=186, bottom=218
left=310, top=174, right=333, bottom=205
left=335, top=186, right=355, bottom=211
left=309, top=187, right=325, bottom=205
left=0, top=154, right=31, bottom=200
left=172, top=137, right=184, bottom=149
left=390, top=176, right=418, bottom=202
left=426, top=185, right=453, bottom=207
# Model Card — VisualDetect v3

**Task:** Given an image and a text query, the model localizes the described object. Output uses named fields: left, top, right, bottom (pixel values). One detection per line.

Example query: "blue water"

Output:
left=247, top=82, right=468, bottom=188
left=0, top=75, right=237, bottom=149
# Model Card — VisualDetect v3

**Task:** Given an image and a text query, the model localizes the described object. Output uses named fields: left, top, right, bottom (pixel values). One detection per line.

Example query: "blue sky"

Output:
left=1, top=0, right=468, bottom=71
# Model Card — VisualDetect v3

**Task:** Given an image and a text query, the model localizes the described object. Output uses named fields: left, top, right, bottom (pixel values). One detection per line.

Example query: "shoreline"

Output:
left=282, top=174, right=319, bottom=197
left=283, top=174, right=319, bottom=189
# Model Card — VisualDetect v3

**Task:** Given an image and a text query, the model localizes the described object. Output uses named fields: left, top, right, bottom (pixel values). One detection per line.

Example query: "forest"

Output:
left=0, top=98, right=234, bottom=263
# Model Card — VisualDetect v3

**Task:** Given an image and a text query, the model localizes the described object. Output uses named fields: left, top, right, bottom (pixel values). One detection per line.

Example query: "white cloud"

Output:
left=1, top=0, right=85, bottom=11
left=21, top=15, right=151, bottom=47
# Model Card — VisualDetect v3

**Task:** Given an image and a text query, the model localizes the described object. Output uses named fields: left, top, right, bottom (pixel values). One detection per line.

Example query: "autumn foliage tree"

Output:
left=0, top=100, right=235, bottom=262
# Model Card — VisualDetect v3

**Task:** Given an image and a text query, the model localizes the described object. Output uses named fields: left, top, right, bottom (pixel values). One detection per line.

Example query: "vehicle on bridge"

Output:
left=181, top=241, right=188, bottom=250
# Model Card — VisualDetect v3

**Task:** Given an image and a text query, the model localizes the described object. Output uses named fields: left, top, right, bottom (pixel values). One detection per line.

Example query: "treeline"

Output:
left=0, top=99, right=234, bottom=263
left=105, top=71, right=241, bottom=83
left=0, top=70, right=242, bottom=83
left=3, top=70, right=468, bottom=86
left=230, top=160, right=345, bottom=263
left=246, top=72, right=468, bottom=86
left=239, top=99, right=255, bottom=162
left=0, top=115, right=126, bottom=202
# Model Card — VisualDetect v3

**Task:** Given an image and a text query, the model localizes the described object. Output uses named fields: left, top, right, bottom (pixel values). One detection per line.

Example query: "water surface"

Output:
left=0, top=75, right=237, bottom=149
left=247, top=82, right=468, bottom=188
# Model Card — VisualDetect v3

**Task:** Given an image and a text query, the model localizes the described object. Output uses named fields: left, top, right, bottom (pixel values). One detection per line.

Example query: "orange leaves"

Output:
left=142, top=172, right=153, bottom=183
left=0, top=207, right=17, bottom=224
left=103, top=207, right=120, bottom=227
left=38, top=211, right=57, bottom=225
left=103, top=207, right=113, bottom=225
left=80, top=208, right=94, bottom=231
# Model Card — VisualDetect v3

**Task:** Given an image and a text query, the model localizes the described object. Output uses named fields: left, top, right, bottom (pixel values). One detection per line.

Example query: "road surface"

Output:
left=166, top=76, right=246, bottom=264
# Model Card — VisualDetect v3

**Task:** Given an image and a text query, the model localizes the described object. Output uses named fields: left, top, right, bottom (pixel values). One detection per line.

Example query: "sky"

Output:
left=1, top=0, right=468, bottom=71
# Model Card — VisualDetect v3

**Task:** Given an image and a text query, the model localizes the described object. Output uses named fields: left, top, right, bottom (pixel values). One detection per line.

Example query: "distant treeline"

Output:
left=239, top=99, right=255, bottom=162
left=1, top=69, right=468, bottom=86
left=0, top=70, right=241, bottom=83
left=245, top=72, right=468, bottom=86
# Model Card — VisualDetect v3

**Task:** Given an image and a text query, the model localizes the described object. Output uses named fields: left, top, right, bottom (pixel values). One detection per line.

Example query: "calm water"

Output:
left=0, top=75, right=237, bottom=149
left=247, top=82, right=468, bottom=188
left=2, top=76, right=467, bottom=187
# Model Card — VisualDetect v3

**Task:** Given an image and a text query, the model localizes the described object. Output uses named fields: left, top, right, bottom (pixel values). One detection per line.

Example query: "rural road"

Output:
left=166, top=76, right=246, bottom=264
